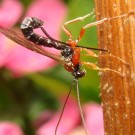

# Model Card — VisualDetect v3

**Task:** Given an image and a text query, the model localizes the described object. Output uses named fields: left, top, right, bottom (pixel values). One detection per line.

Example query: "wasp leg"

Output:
left=62, top=9, right=95, bottom=40
left=77, top=12, right=134, bottom=42
left=81, top=48, right=98, bottom=58
left=81, top=61, right=123, bottom=76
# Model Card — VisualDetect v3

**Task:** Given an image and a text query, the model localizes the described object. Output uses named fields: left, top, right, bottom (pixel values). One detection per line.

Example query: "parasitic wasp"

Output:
left=0, top=10, right=133, bottom=135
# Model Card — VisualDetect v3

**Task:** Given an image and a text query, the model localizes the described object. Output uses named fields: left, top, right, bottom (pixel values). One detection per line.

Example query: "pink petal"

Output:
left=84, top=103, right=104, bottom=135
left=0, top=122, right=24, bottom=135
left=0, top=0, right=23, bottom=69
left=5, top=42, right=58, bottom=75
left=0, top=35, right=13, bottom=67
left=1, top=0, right=67, bottom=75
left=0, top=0, right=23, bottom=27
left=37, top=97, right=80, bottom=135
left=26, top=0, right=67, bottom=39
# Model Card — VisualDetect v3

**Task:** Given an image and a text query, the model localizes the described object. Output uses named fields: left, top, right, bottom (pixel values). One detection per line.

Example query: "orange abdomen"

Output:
left=72, top=48, right=80, bottom=67
left=64, top=48, right=81, bottom=72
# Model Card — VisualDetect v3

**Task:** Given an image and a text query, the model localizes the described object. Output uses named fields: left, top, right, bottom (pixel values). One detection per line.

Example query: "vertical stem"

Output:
left=94, top=0, right=135, bottom=135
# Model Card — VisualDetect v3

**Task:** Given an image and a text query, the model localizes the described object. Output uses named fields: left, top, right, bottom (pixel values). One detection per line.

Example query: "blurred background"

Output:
left=0, top=0, right=104, bottom=135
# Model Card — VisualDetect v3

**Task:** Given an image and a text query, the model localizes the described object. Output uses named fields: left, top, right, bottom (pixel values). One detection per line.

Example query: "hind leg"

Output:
left=62, top=9, right=95, bottom=40
left=81, top=61, right=123, bottom=76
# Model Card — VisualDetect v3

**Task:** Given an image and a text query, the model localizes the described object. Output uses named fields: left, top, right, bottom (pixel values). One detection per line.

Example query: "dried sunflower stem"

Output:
left=95, top=0, right=135, bottom=135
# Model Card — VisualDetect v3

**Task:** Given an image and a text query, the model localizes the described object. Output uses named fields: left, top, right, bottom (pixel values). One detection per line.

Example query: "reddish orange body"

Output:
left=64, top=40, right=80, bottom=73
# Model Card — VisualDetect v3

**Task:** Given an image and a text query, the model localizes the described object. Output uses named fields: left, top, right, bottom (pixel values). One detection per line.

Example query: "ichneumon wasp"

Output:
left=0, top=10, right=133, bottom=135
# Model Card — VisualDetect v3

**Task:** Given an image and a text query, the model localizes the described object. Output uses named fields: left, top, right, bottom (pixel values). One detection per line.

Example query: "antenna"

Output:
left=75, top=79, right=89, bottom=135
left=55, top=80, right=76, bottom=135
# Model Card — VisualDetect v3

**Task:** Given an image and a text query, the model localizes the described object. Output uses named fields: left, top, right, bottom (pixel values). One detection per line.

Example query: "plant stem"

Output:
left=94, top=0, right=135, bottom=134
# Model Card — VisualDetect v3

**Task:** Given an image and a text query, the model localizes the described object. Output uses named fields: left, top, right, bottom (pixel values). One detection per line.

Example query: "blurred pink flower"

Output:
left=0, top=0, right=23, bottom=27
left=36, top=101, right=104, bottom=135
left=68, top=103, right=104, bottom=135
left=0, top=122, right=23, bottom=135
left=84, top=103, right=104, bottom=135
left=0, top=102, right=104, bottom=135
left=36, top=97, right=80, bottom=135
left=0, top=0, right=67, bottom=75
left=0, top=0, right=23, bottom=68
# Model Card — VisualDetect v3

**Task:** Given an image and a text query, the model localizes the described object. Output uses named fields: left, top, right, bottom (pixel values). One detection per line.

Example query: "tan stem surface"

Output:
left=94, top=0, right=135, bottom=134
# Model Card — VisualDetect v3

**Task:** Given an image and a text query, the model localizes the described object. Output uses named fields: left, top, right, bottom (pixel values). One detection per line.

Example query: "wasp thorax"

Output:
left=61, top=46, right=73, bottom=57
